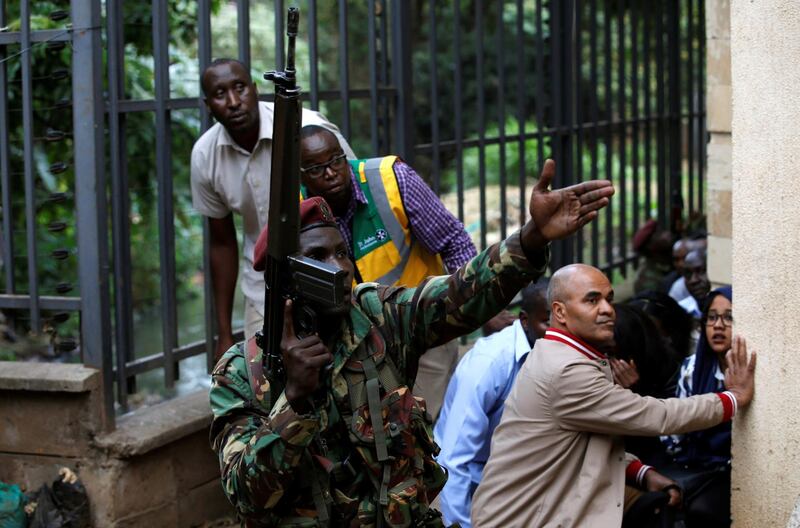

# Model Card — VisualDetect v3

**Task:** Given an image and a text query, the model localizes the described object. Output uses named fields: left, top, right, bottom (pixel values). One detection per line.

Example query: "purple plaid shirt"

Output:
left=337, top=160, right=477, bottom=276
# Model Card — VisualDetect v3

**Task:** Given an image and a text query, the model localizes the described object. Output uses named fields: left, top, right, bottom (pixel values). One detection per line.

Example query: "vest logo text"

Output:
left=357, top=229, right=389, bottom=252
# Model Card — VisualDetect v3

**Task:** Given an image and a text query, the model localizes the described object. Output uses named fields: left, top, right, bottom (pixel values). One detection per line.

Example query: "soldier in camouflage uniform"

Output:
left=209, top=160, right=614, bottom=526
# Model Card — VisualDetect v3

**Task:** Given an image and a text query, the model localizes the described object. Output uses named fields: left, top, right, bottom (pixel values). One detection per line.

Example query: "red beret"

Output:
left=632, top=219, right=658, bottom=252
left=253, top=196, right=338, bottom=271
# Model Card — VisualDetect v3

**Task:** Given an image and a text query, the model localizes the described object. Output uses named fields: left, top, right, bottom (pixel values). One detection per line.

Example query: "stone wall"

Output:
left=0, top=362, right=233, bottom=527
left=705, top=0, right=732, bottom=285
left=729, top=1, right=800, bottom=526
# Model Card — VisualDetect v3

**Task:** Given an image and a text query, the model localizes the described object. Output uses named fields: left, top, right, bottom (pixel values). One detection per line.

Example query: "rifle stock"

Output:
left=257, top=7, right=348, bottom=398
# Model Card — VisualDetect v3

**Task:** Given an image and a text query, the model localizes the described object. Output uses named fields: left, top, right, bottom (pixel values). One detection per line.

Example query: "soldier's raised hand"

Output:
left=523, top=159, right=614, bottom=248
left=280, top=299, right=332, bottom=408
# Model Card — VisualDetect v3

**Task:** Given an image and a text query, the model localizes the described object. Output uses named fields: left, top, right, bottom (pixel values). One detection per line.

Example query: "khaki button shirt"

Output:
left=190, top=102, right=354, bottom=313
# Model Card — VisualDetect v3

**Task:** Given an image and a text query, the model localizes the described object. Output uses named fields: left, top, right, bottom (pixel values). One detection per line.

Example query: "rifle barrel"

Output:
left=286, top=7, right=299, bottom=75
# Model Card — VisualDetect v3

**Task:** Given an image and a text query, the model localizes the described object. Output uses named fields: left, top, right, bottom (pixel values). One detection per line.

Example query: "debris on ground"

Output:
left=26, top=467, right=90, bottom=528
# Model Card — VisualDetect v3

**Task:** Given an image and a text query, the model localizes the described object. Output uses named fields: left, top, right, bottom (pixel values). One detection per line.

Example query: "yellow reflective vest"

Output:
left=304, top=156, right=444, bottom=287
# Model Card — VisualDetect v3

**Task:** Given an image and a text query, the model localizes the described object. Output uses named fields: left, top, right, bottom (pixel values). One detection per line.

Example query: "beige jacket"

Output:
left=471, top=328, right=736, bottom=528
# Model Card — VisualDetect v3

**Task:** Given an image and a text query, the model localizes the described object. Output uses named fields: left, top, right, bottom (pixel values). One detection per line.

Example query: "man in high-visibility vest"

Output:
left=299, top=124, right=514, bottom=418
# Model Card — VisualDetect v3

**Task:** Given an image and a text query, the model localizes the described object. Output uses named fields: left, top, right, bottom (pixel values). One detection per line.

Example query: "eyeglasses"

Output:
left=300, top=153, right=348, bottom=179
left=705, top=311, right=734, bottom=327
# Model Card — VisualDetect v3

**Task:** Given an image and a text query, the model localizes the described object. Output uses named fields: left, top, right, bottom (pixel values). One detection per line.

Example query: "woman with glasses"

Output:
left=661, top=285, right=736, bottom=527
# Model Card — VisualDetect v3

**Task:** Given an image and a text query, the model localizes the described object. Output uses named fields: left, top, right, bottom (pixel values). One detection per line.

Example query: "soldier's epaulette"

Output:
left=354, top=283, right=381, bottom=317
left=211, top=342, right=245, bottom=378
left=354, top=281, right=380, bottom=297
left=355, top=282, right=404, bottom=309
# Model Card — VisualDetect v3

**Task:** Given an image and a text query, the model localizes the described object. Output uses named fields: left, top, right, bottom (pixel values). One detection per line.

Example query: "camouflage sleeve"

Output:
left=388, top=230, right=549, bottom=353
left=208, top=345, right=323, bottom=517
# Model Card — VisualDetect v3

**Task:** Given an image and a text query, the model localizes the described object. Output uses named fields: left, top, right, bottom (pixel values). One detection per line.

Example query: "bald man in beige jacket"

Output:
left=471, top=264, right=756, bottom=527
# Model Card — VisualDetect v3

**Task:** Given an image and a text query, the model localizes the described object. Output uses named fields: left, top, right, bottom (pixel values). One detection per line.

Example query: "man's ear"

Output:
left=518, top=311, right=528, bottom=328
left=551, top=301, right=568, bottom=325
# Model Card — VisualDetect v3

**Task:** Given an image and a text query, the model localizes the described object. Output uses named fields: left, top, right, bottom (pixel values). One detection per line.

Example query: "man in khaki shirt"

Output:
left=190, top=59, right=354, bottom=360
left=471, top=264, right=756, bottom=527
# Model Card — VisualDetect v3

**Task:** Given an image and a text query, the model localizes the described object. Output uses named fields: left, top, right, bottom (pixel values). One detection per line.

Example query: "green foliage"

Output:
left=1, top=1, right=705, bottom=351
left=2, top=3, right=78, bottom=343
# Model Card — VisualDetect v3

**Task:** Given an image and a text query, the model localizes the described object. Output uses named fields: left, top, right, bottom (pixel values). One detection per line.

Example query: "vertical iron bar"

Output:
left=20, top=0, right=39, bottom=332
left=153, top=0, right=178, bottom=387
left=551, top=0, right=561, bottom=268
left=656, top=2, right=666, bottom=227
left=454, top=0, right=464, bottom=222
left=631, top=1, right=640, bottom=241
left=476, top=0, right=487, bottom=250
left=603, top=0, right=613, bottom=271
left=72, top=0, right=114, bottom=427
left=308, top=0, right=319, bottom=110
left=108, top=0, right=135, bottom=408
left=429, top=0, right=441, bottom=194
left=550, top=0, right=576, bottom=267
left=199, top=0, right=212, bottom=130
left=535, top=0, right=544, bottom=168
left=644, top=7, right=653, bottom=219
left=0, top=0, right=13, bottom=293
left=199, top=0, right=215, bottom=373
left=497, top=1, right=507, bottom=240
left=391, top=0, right=414, bottom=163
left=687, top=0, right=694, bottom=214
left=564, top=0, right=576, bottom=266
left=237, top=0, right=251, bottom=67
left=368, top=0, right=379, bottom=155
left=589, top=0, right=599, bottom=267
left=516, top=0, right=526, bottom=229
left=550, top=0, right=562, bottom=269
left=275, top=0, right=284, bottom=70
left=617, top=0, right=627, bottom=276
left=574, top=0, right=584, bottom=262
left=679, top=0, right=695, bottom=214
left=379, top=4, right=391, bottom=152
left=338, top=0, right=351, bottom=139
left=667, top=0, right=681, bottom=232
left=698, top=0, right=705, bottom=214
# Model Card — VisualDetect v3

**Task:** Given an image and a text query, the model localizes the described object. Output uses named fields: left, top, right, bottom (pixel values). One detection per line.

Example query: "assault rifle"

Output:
left=257, top=7, right=348, bottom=390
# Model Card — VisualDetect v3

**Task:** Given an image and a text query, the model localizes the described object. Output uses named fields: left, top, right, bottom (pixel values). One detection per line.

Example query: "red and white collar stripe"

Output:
left=544, top=328, right=607, bottom=361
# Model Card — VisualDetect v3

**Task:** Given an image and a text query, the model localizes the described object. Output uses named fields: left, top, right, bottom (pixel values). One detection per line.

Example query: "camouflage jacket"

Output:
left=209, top=232, right=548, bottom=526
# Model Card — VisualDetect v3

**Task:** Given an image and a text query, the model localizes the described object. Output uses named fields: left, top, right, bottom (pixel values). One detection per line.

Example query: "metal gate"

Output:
left=0, top=0, right=705, bottom=422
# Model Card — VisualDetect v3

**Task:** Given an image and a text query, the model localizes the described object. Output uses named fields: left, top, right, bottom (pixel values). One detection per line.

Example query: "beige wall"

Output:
left=706, top=0, right=732, bottom=285
left=729, top=1, right=800, bottom=526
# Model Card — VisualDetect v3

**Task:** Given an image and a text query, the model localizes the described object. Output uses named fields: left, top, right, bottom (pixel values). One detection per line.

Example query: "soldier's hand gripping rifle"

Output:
left=257, top=7, right=349, bottom=395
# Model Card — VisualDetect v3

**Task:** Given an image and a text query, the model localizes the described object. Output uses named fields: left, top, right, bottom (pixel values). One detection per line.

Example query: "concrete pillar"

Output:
left=705, top=0, right=732, bottom=285
left=730, top=1, right=800, bottom=526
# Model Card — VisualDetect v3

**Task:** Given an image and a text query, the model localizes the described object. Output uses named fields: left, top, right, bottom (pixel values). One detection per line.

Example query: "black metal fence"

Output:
left=0, top=0, right=705, bottom=423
